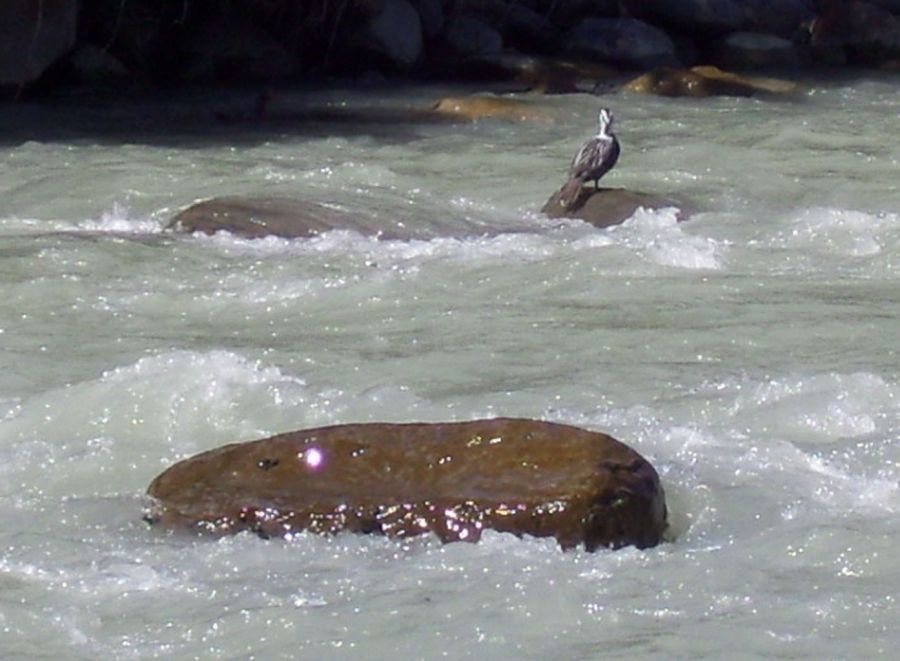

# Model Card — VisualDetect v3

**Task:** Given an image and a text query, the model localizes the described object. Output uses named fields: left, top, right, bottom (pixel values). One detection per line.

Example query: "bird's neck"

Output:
left=597, top=123, right=613, bottom=139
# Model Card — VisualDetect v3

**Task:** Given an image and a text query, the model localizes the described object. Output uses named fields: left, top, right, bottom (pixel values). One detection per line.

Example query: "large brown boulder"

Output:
left=145, top=418, right=667, bottom=551
left=543, top=187, right=692, bottom=228
left=0, top=0, right=77, bottom=85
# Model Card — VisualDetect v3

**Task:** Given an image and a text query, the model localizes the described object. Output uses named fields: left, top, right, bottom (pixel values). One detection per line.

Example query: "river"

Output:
left=1, top=76, right=899, bottom=658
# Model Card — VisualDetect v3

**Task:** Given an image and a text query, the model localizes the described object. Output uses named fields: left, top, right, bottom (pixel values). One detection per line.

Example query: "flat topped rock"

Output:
left=542, top=186, right=691, bottom=228
left=168, top=196, right=413, bottom=240
left=624, top=65, right=798, bottom=97
left=167, top=193, right=541, bottom=241
left=145, top=418, right=668, bottom=551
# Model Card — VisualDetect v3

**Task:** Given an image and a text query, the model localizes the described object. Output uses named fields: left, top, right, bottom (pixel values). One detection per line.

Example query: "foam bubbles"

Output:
left=0, top=351, right=312, bottom=494
left=609, top=207, right=725, bottom=270
left=780, top=207, right=899, bottom=258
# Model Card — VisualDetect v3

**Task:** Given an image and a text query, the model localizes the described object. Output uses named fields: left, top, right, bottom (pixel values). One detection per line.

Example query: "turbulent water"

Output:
left=1, top=76, right=899, bottom=659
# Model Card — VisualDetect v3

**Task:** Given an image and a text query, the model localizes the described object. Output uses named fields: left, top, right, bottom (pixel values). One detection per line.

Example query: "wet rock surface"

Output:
left=624, top=65, right=798, bottom=97
left=168, top=192, right=520, bottom=241
left=169, top=196, right=423, bottom=240
left=542, top=186, right=691, bottom=228
left=145, top=418, right=668, bottom=551
left=430, top=95, right=546, bottom=121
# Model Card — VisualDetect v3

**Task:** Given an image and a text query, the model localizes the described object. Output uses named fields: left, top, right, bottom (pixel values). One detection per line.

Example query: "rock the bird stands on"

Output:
left=145, top=418, right=668, bottom=551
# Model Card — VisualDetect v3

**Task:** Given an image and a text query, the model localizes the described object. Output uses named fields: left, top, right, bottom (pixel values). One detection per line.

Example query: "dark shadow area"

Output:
left=0, top=82, right=494, bottom=148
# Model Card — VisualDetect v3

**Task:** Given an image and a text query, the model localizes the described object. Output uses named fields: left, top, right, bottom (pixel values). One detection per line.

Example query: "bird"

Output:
left=559, top=108, right=620, bottom=210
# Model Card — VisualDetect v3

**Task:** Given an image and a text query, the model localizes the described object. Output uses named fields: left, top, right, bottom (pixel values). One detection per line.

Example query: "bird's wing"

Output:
left=570, top=136, right=619, bottom=180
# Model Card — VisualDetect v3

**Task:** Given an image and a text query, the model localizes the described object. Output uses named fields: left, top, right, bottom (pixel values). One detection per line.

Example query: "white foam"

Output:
left=739, top=372, right=895, bottom=442
left=0, top=351, right=313, bottom=493
left=192, top=224, right=560, bottom=268
left=76, top=202, right=164, bottom=235
left=779, top=207, right=899, bottom=258
left=609, top=207, right=725, bottom=270
left=682, top=371, right=898, bottom=445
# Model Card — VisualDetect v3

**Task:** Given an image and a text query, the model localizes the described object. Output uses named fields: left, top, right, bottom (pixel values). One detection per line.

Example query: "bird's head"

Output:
left=598, top=108, right=615, bottom=134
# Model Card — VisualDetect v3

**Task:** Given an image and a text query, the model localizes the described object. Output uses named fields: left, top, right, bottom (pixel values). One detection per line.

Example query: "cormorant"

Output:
left=560, top=108, right=620, bottom=209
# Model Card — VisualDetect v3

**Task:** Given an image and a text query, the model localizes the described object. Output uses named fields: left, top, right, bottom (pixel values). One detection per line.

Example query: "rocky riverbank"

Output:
left=3, top=1, right=900, bottom=97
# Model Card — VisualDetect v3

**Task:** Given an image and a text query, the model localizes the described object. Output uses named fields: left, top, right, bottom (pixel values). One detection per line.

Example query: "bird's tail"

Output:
left=558, top=177, right=584, bottom=210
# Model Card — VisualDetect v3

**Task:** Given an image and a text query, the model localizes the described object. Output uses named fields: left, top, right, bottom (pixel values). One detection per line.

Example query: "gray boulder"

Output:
left=810, top=1, right=900, bottom=66
left=741, top=0, right=815, bottom=38
left=0, top=0, right=77, bottom=85
left=854, top=0, right=900, bottom=13
left=353, top=0, right=424, bottom=70
left=462, top=0, right=563, bottom=52
left=444, top=14, right=504, bottom=56
left=715, top=32, right=803, bottom=69
left=622, top=0, right=746, bottom=34
left=181, top=11, right=294, bottom=82
left=68, top=45, right=130, bottom=84
left=411, top=0, right=445, bottom=39
left=567, top=18, right=679, bottom=69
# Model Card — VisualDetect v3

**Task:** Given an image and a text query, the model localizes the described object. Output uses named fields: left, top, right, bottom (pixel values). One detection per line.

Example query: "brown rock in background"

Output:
left=145, top=418, right=668, bottom=551
left=430, top=95, right=546, bottom=120
left=624, top=65, right=797, bottom=97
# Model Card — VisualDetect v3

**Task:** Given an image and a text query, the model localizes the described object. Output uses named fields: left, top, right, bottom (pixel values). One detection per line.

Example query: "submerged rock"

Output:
left=168, top=196, right=415, bottom=240
left=542, top=187, right=690, bottom=228
left=145, top=418, right=668, bottom=551
left=167, top=193, right=525, bottom=240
